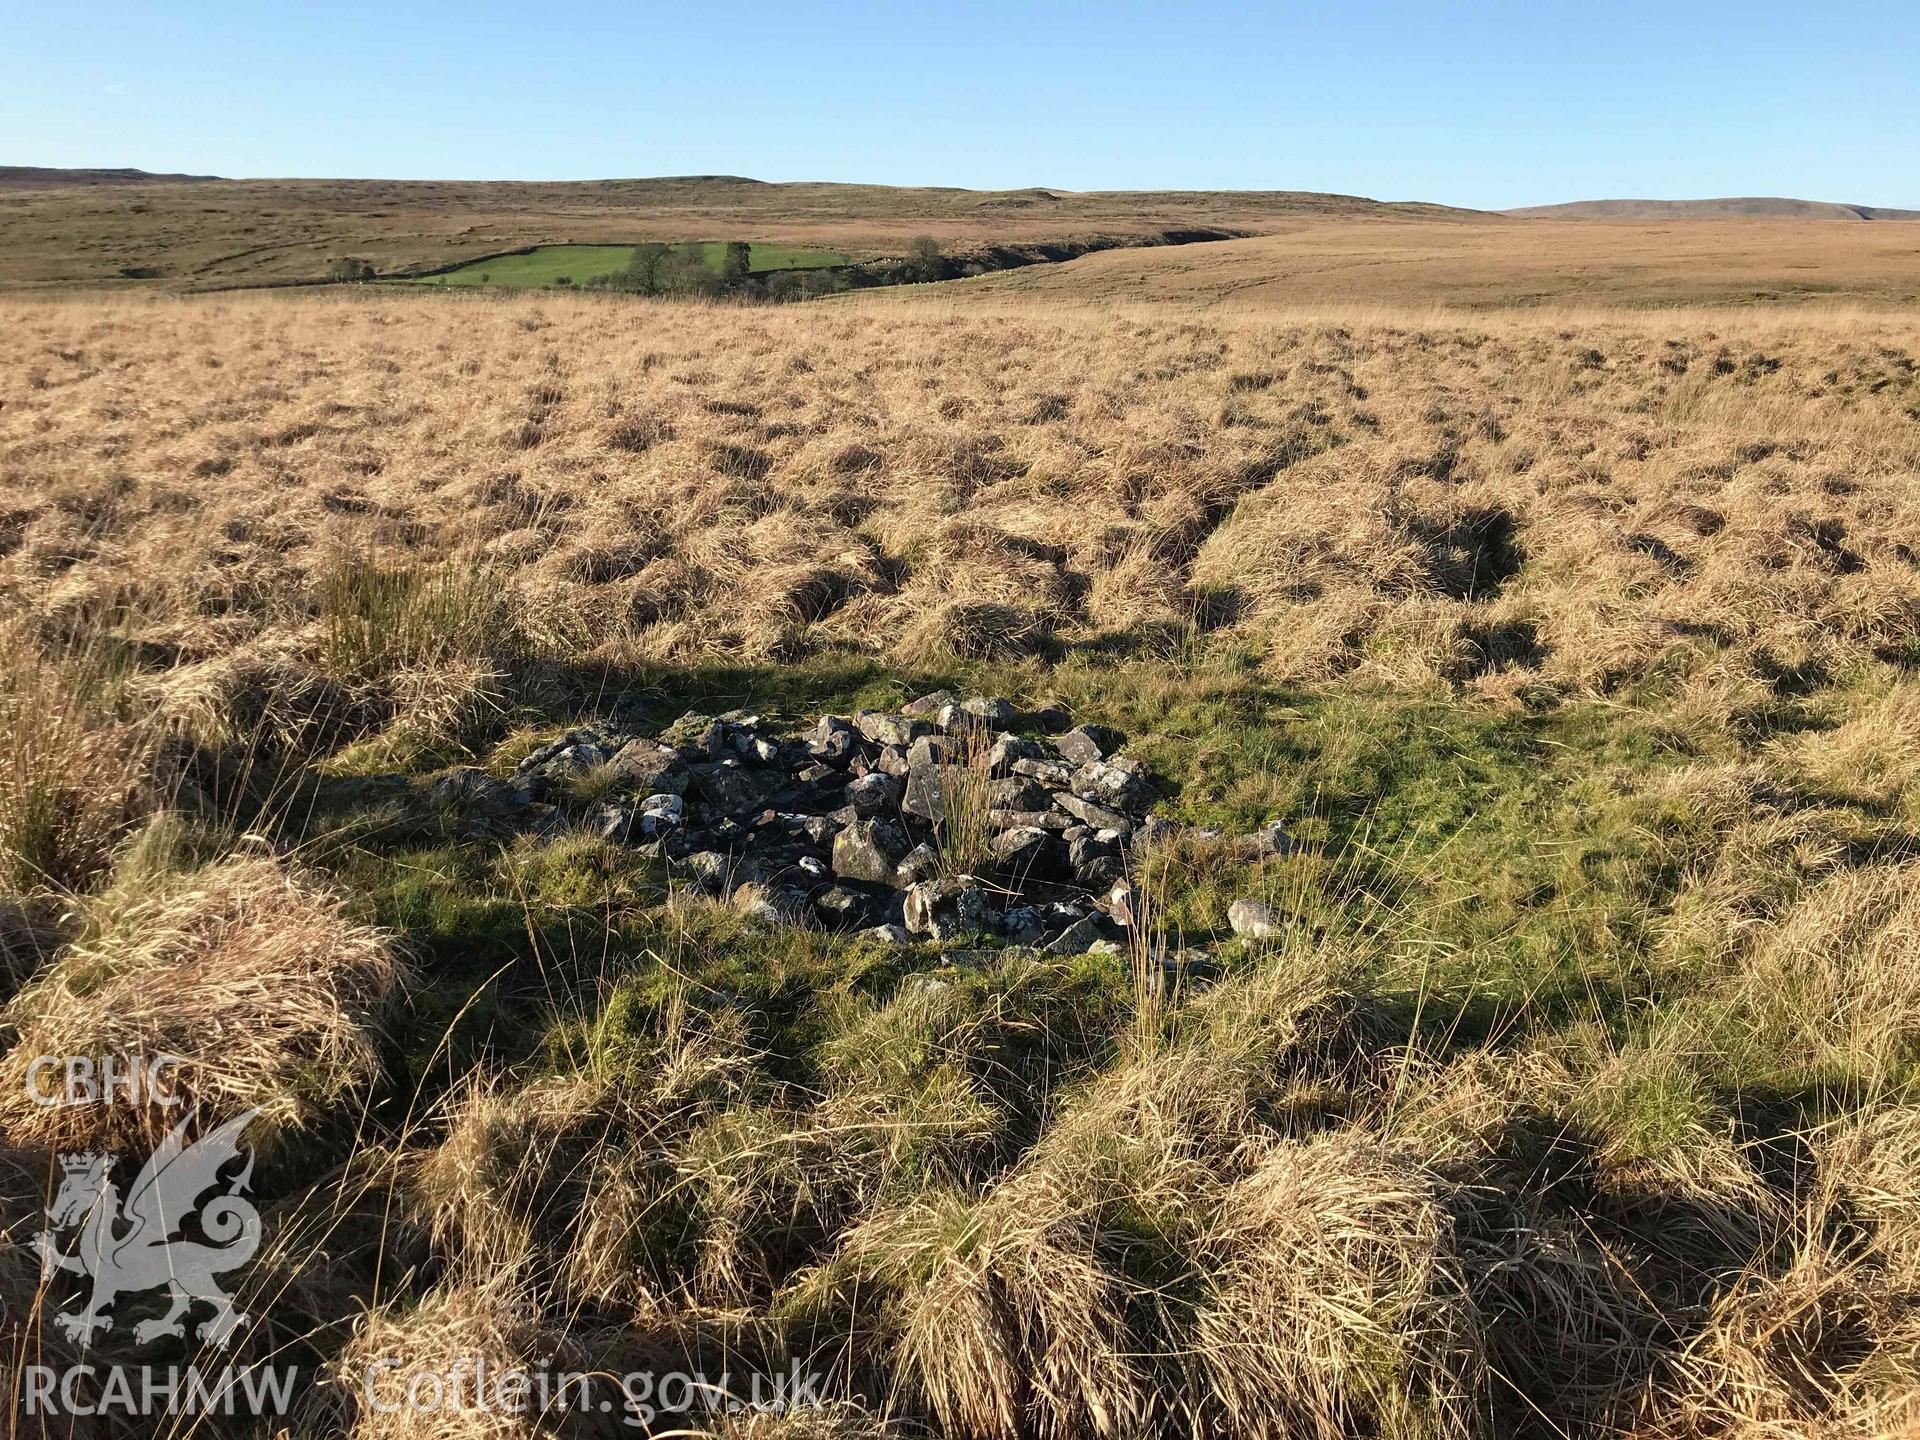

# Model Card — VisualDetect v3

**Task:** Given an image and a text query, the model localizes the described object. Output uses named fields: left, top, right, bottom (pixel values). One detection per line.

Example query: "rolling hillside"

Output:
left=0, top=165, right=222, bottom=187
left=907, top=216, right=1920, bottom=309
left=0, top=172, right=1478, bottom=288
left=1505, top=196, right=1920, bottom=221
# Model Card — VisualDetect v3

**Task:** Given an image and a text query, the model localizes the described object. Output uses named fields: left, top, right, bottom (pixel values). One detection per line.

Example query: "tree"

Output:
left=906, top=236, right=945, bottom=283
left=326, top=257, right=376, bottom=282
left=661, top=244, right=722, bottom=296
left=623, top=242, right=674, bottom=294
left=721, top=241, right=752, bottom=286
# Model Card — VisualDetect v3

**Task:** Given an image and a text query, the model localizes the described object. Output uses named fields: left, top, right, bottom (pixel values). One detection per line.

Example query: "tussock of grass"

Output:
left=316, top=555, right=515, bottom=684
left=332, top=1278, right=590, bottom=1440
left=934, top=723, right=996, bottom=881
left=0, top=838, right=405, bottom=1150
left=416, top=993, right=760, bottom=1310
left=0, top=630, right=160, bottom=894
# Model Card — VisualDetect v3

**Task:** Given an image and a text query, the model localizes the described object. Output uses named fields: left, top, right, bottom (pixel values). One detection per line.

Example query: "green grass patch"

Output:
left=400, top=241, right=855, bottom=290
left=404, top=245, right=638, bottom=289
left=685, top=241, right=852, bottom=273
left=287, top=642, right=1917, bottom=1143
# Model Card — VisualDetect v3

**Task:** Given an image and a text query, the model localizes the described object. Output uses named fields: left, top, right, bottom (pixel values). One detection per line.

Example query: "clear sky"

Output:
left=5, top=0, right=1917, bottom=210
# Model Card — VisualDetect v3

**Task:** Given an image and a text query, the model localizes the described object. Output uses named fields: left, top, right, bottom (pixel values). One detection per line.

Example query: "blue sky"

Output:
left=5, top=0, right=1917, bottom=210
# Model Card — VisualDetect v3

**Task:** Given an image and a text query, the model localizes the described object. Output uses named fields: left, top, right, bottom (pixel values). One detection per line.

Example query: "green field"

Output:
left=406, top=245, right=635, bottom=288
left=686, top=240, right=853, bottom=272
left=403, top=241, right=855, bottom=289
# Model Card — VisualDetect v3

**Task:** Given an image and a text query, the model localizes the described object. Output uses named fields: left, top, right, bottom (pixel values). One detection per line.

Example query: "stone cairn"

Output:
left=429, top=691, right=1289, bottom=952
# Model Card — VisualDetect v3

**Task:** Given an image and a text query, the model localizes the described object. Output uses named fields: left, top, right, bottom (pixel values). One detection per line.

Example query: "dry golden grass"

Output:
left=0, top=830, right=405, bottom=1151
left=928, top=217, right=1920, bottom=308
left=1, top=290, right=1915, bottom=716
left=4, top=283, right=1920, bottom=1439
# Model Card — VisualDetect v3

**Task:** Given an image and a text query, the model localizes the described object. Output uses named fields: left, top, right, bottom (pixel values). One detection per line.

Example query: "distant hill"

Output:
left=0, top=174, right=1483, bottom=288
left=1505, top=197, right=1920, bottom=221
left=0, top=166, right=222, bottom=188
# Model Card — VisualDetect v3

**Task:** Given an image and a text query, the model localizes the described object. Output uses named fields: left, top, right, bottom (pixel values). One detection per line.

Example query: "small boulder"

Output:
left=961, top=696, right=1019, bottom=729
left=1044, top=915, right=1108, bottom=955
left=1053, top=792, right=1132, bottom=832
left=901, top=690, right=956, bottom=718
left=733, top=881, right=810, bottom=927
left=854, top=711, right=930, bottom=748
left=988, top=733, right=1046, bottom=775
left=1133, top=816, right=1182, bottom=853
left=1029, top=705, right=1073, bottom=734
left=428, top=767, right=529, bottom=815
left=607, top=741, right=689, bottom=796
left=815, top=885, right=873, bottom=928
left=1011, top=756, right=1073, bottom=788
left=1227, top=898, right=1277, bottom=941
left=906, top=734, right=954, bottom=769
left=682, top=851, right=732, bottom=892
left=996, top=906, right=1048, bottom=946
left=1056, top=723, right=1124, bottom=767
left=848, top=771, right=904, bottom=817
left=901, top=763, right=952, bottom=824
left=833, top=819, right=911, bottom=885
left=991, top=826, right=1067, bottom=883
left=989, top=776, right=1051, bottom=813
left=808, top=716, right=860, bottom=766
left=903, top=879, right=994, bottom=940
left=989, top=808, right=1065, bottom=833
left=896, top=843, right=941, bottom=886
left=594, top=802, right=639, bottom=842
left=638, top=792, right=684, bottom=836
left=1234, top=821, right=1295, bottom=859
left=1071, top=756, right=1152, bottom=811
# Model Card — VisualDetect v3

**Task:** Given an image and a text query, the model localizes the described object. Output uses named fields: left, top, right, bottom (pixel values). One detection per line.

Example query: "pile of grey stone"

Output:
left=426, top=691, right=1288, bottom=953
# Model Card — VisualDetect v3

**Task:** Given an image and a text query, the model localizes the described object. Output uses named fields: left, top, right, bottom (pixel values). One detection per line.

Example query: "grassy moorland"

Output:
left=930, top=216, right=1920, bottom=308
left=0, top=174, right=1467, bottom=289
left=3, top=288, right=1920, bottom=1438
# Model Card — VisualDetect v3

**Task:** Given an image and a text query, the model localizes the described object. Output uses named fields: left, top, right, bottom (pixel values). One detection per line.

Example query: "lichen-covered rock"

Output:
left=960, top=696, right=1018, bottom=728
left=901, top=690, right=955, bottom=718
left=1052, top=792, right=1132, bottom=832
left=901, top=762, right=954, bottom=824
left=1056, top=723, right=1124, bottom=766
left=833, top=819, right=911, bottom=885
left=896, top=843, right=940, bottom=886
left=809, top=715, right=860, bottom=765
left=1227, top=898, right=1277, bottom=940
left=988, top=733, right=1046, bottom=775
left=854, top=711, right=930, bottom=748
left=682, top=850, right=732, bottom=892
left=1044, top=914, right=1109, bottom=954
left=814, top=885, right=873, bottom=927
left=1012, top=756, right=1073, bottom=788
left=607, top=740, right=688, bottom=795
left=903, top=879, right=994, bottom=940
left=847, top=770, right=903, bottom=817
left=906, top=734, right=954, bottom=769
left=1071, top=755, right=1152, bottom=811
